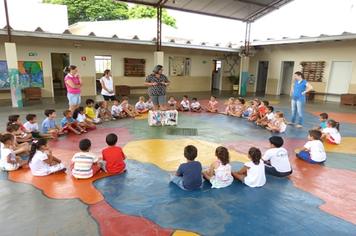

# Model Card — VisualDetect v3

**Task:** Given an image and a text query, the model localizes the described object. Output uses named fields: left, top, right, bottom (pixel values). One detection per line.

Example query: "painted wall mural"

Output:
left=0, top=60, right=44, bottom=89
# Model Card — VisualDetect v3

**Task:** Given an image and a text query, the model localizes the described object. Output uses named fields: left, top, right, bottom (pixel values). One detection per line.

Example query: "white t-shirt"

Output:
left=111, top=104, right=123, bottom=116
left=100, top=76, right=115, bottom=96
left=322, top=127, right=341, bottom=144
left=145, top=101, right=154, bottom=110
left=135, top=102, right=146, bottom=111
left=191, top=101, right=201, bottom=109
left=266, top=112, right=275, bottom=121
left=304, top=140, right=327, bottom=162
left=76, top=113, right=86, bottom=123
left=262, top=147, right=291, bottom=173
left=29, top=150, right=51, bottom=176
left=244, top=160, right=266, bottom=187
left=23, top=121, right=39, bottom=132
left=181, top=100, right=190, bottom=109
left=0, top=146, right=17, bottom=169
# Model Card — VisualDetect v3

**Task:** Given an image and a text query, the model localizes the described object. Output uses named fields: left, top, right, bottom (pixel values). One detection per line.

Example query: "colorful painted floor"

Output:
left=1, top=98, right=356, bottom=236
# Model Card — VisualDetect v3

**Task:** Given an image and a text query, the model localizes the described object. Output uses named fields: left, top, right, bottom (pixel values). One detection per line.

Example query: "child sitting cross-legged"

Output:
left=8, top=114, right=32, bottom=143
left=203, top=146, right=234, bottom=189
left=225, top=97, right=237, bottom=116
left=111, top=99, right=126, bottom=119
left=101, top=133, right=126, bottom=174
left=179, top=95, right=190, bottom=112
left=71, top=139, right=101, bottom=179
left=248, top=99, right=261, bottom=122
left=319, top=112, right=328, bottom=129
left=24, top=114, right=52, bottom=139
left=85, top=99, right=101, bottom=124
left=256, top=106, right=274, bottom=127
left=190, top=98, right=202, bottom=112
left=135, top=96, right=149, bottom=114
left=266, top=111, right=287, bottom=133
left=0, top=133, right=28, bottom=171
left=61, top=110, right=86, bottom=135
left=321, top=119, right=341, bottom=145
left=121, top=97, right=139, bottom=117
left=167, top=96, right=177, bottom=110
left=262, top=136, right=292, bottom=177
left=170, top=145, right=203, bottom=190
left=145, top=97, right=154, bottom=111
left=234, top=97, right=246, bottom=117
left=96, top=101, right=115, bottom=121
left=6, top=124, right=30, bottom=156
left=205, top=96, right=219, bottom=113
left=29, top=139, right=66, bottom=176
left=296, top=129, right=326, bottom=164
left=232, top=147, right=266, bottom=188
left=42, top=109, right=65, bottom=139
left=73, top=107, right=96, bottom=131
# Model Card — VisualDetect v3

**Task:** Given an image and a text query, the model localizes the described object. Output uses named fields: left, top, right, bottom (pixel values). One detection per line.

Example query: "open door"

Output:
left=256, top=61, right=269, bottom=95
left=211, top=60, right=222, bottom=91
left=280, top=61, right=295, bottom=96
left=51, top=53, right=69, bottom=98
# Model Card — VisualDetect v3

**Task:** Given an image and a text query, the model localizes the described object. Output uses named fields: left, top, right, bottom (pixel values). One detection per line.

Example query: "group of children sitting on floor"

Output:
left=0, top=94, right=342, bottom=190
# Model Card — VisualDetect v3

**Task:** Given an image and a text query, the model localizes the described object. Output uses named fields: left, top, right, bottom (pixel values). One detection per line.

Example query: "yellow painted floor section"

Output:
left=123, top=139, right=249, bottom=171
left=324, top=137, right=356, bottom=155
left=173, top=230, right=200, bottom=236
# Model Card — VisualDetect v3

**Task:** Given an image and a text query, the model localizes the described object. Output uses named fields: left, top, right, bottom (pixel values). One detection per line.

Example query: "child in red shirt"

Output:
left=101, top=133, right=126, bottom=174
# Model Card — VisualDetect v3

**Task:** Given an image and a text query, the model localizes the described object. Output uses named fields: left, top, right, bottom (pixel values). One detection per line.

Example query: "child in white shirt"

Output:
left=190, top=98, right=202, bottom=112
left=73, top=107, right=96, bottom=130
left=296, top=129, right=326, bottom=164
left=179, top=95, right=190, bottom=112
left=145, top=98, right=154, bottom=111
left=111, top=99, right=125, bottom=119
left=233, top=147, right=266, bottom=188
left=167, top=96, right=177, bottom=110
left=262, top=136, right=292, bottom=177
left=203, top=146, right=233, bottom=188
left=24, top=114, right=52, bottom=139
left=267, top=111, right=287, bottom=133
left=322, top=119, right=341, bottom=144
left=0, top=134, right=27, bottom=171
left=29, top=139, right=66, bottom=176
left=135, top=96, right=149, bottom=114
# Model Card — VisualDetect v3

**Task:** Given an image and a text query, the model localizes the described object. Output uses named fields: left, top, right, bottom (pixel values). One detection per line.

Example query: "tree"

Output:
left=44, top=0, right=129, bottom=25
left=128, top=5, right=177, bottom=28
left=43, top=0, right=177, bottom=27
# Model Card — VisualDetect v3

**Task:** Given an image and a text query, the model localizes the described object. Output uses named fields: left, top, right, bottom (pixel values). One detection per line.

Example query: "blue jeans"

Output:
left=150, top=95, right=166, bottom=105
left=291, top=99, right=305, bottom=125
left=170, top=175, right=204, bottom=191
left=296, top=151, right=324, bottom=164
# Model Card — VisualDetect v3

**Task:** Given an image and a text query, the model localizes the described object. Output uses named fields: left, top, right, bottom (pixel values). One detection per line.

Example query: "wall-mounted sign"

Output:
left=28, top=52, right=38, bottom=57
left=81, top=56, right=87, bottom=61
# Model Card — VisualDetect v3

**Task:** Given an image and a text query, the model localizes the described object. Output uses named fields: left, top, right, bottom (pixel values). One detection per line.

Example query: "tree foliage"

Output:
left=44, top=0, right=176, bottom=27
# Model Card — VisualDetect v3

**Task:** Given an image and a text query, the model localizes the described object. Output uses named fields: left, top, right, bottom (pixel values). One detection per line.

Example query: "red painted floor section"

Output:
left=89, top=201, right=173, bottom=236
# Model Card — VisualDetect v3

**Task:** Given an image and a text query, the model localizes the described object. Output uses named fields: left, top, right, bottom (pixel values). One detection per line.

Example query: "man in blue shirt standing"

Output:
left=290, top=71, right=313, bottom=128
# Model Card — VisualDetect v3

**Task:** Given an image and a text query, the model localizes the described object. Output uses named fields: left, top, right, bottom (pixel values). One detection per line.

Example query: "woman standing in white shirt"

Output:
left=100, top=69, right=116, bottom=101
left=233, top=147, right=266, bottom=188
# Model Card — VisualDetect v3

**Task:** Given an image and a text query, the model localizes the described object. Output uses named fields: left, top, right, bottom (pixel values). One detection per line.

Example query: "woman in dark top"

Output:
left=144, top=65, right=170, bottom=110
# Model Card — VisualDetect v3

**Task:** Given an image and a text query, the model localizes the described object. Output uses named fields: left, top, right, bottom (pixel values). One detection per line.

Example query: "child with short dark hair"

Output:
left=203, top=146, right=234, bottom=188
left=29, top=139, right=65, bottom=176
left=42, top=109, right=64, bottom=138
left=190, top=98, right=202, bottom=112
left=71, top=139, right=101, bottom=179
left=205, top=96, right=219, bottom=113
left=101, top=133, right=126, bottom=174
left=24, top=114, right=52, bottom=139
left=0, top=134, right=27, bottom=171
left=179, top=95, right=190, bottom=112
left=232, top=147, right=266, bottom=187
left=170, top=145, right=203, bottom=190
left=322, top=119, right=341, bottom=144
left=262, top=136, right=292, bottom=177
left=73, top=107, right=96, bottom=130
left=296, top=129, right=326, bottom=164
left=8, top=114, right=32, bottom=143
left=319, top=113, right=328, bottom=129
left=61, top=110, right=85, bottom=135
left=6, top=124, right=30, bottom=156
left=256, top=105, right=274, bottom=127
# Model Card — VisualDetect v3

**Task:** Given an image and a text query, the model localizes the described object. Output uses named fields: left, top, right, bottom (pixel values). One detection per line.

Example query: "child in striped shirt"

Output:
left=71, top=139, right=101, bottom=179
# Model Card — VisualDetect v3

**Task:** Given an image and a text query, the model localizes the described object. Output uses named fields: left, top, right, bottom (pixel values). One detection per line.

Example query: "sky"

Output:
left=1, top=0, right=356, bottom=44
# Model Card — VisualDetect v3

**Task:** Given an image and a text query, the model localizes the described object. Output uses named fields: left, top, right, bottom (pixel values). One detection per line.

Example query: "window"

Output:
left=214, top=60, right=222, bottom=72
left=300, top=61, right=325, bottom=82
left=169, top=57, right=191, bottom=76
left=95, top=56, right=111, bottom=73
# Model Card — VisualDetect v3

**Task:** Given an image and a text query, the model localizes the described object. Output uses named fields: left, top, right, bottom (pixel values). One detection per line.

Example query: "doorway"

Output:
left=95, top=55, right=112, bottom=95
left=51, top=53, right=69, bottom=97
left=280, top=61, right=295, bottom=96
left=327, top=61, right=352, bottom=102
left=256, top=61, right=269, bottom=95
left=211, top=60, right=222, bottom=91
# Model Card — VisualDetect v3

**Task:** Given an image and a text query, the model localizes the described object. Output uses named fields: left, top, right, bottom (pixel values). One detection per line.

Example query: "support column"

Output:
left=154, top=4, right=164, bottom=66
left=239, top=56, right=250, bottom=97
left=5, top=42, right=23, bottom=108
left=154, top=51, right=164, bottom=66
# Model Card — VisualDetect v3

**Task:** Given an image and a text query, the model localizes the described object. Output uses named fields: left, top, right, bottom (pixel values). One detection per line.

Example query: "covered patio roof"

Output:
left=117, top=0, right=293, bottom=22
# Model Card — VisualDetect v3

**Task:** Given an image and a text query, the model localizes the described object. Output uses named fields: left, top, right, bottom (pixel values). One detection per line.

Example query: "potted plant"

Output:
left=228, top=75, right=240, bottom=91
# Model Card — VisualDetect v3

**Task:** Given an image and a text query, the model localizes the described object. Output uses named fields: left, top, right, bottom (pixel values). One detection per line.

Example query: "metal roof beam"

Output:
left=238, top=0, right=271, bottom=8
